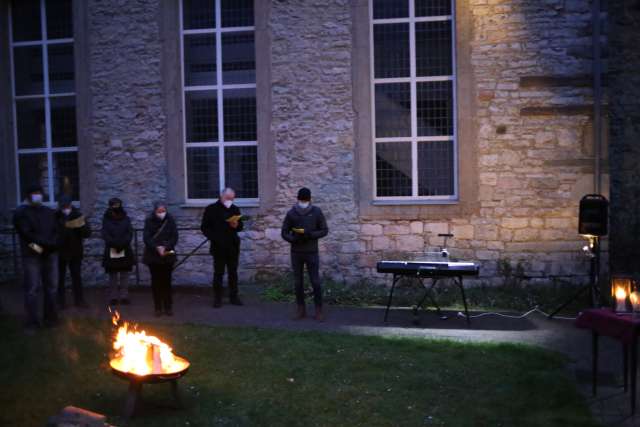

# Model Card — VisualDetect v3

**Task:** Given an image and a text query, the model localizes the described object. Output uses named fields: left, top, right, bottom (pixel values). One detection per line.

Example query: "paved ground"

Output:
left=0, top=284, right=637, bottom=426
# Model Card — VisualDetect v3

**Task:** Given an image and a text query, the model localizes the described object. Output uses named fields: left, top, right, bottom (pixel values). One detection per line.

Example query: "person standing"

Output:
left=143, top=202, right=178, bottom=316
left=13, top=185, right=60, bottom=330
left=281, top=188, right=329, bottom=321
left=101, top=198, right=135, bottom=306
left=200, top=188, right=244, bottom=308
left=56, top=195, right=91, bottom=309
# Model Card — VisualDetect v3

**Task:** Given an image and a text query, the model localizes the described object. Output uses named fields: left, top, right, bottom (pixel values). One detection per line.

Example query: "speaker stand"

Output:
left=548, top=236, right=601, bottom=319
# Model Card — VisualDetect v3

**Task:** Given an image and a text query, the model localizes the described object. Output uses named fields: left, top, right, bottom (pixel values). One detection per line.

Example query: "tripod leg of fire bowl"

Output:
left=124, top=380, right=142, bottom=419
left=171, top=380, right=183, bottom=408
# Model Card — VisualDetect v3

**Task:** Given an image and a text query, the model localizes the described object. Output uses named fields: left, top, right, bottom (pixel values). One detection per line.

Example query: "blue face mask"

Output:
left=297, top=201, right=310, bottom=209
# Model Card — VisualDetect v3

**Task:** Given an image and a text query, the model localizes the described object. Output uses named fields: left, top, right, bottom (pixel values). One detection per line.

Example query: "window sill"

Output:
left=180, top=200, right=260, bottom=209
left=371, top=199, right=459, bottom=206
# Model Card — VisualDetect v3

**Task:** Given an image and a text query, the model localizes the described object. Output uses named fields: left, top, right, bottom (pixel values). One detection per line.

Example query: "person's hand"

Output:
left=157, top=246, right=166, bottom=256
left=229, top=220, right=239, bottom=229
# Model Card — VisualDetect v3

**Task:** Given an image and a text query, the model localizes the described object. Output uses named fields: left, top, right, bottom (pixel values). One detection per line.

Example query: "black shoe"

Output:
left=57, top=298, right=66, bottom=310
left=24, top=320, right=41, bottom=334
left=109, top=299, right=118, bottom=306
left=229, top=297, right=243, bottom=306
left=43, top=319, right=59, bottom=328
left=213, top=299, right=222, bottom=308
left=165, top=308, right=173, bottom=316
left=75, top=300, right=89, bottom=309
left=120, top=298, right=131, bottom=306
left=154, top=309, right=162, bottom=317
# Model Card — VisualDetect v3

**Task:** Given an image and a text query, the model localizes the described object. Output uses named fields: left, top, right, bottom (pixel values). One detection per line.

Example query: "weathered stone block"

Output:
left=452, top=225, right=474, bottom=240
left=372, top=236, right=392, bottom=251
left=384, top=224, right=410, bottom=235
left=501, top=218, right=529, bottom=229
left=361, top=223, right=383, bottom=236
left=409, top=221, right=424, bottom=234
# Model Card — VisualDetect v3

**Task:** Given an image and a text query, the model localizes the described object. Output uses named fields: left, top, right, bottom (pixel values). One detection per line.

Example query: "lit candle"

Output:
left=630, top=292, right=640, bottom=316
left=615, top=286, right=628, bottom=312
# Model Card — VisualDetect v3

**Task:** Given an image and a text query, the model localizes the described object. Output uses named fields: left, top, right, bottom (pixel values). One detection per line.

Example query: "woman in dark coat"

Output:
left=101, top=198, right=135, bottom=306
left=143, top=201, right=178, bottom=316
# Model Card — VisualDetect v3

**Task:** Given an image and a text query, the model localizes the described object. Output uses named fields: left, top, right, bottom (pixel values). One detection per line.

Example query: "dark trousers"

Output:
left=22, top=254, right=58, bottom=326
left=149, top=264, right=173, bottom=311
left=213, top=248, right=239, bottom=300
left=58, top=258, right=83, bottom=305
left=291, top=252, right=322, bottom=307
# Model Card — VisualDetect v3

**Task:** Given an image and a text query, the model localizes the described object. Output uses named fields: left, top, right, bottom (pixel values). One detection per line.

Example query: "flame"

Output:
left=615, top=286, right=628, bottom=300
left=110, top=311, right=186, bottom=376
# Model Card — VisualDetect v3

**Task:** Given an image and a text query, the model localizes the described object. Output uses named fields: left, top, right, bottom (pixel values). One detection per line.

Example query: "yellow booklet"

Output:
left=292, top=227, right=305, bottom=234
left=65, top=215, right=85, bottom=229
left=226, top=215, right=242, bottom=223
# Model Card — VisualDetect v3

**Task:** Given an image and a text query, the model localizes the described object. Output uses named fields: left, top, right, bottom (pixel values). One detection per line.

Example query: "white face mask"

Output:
left=297, top=201, right=310, bottom=209
left=223, top=200, right=233, bottom=208
left=156, top=212, right=166, bottom=220
left=30, top=194, right=43, bottom=205
left=62, top=208, right=72, bottom=216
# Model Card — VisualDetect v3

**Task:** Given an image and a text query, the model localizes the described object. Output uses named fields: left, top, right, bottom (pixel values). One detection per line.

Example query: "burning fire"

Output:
left=110, top=310, right=188, bottom=376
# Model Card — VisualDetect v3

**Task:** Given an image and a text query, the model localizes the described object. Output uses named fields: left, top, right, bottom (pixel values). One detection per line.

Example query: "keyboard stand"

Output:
left=383, top=273, right=471, bottom=325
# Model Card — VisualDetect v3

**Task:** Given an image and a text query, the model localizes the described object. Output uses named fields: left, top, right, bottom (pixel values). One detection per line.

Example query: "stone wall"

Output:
left=0, top=0, right=614, bottom=287
left=608, top=0, right=640, bottom=277
left=82, top=0, right=169, bottom=285
left=232, top=0, right=607, bottom=286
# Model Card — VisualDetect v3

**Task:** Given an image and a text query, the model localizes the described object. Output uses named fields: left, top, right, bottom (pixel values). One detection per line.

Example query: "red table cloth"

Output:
left=576, top=308, right=640, bottom=344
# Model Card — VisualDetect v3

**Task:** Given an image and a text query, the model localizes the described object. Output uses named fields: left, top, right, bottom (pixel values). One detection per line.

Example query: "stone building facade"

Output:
left=0, top=0, right=621, bottom=286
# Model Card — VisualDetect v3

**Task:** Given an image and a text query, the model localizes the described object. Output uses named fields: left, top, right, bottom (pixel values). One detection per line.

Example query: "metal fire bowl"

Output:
left=110, top=355, right=190, bottom=384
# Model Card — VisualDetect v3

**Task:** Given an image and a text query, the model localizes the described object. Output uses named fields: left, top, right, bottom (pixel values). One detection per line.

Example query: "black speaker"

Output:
left=578, top=194, right=608, bottom=236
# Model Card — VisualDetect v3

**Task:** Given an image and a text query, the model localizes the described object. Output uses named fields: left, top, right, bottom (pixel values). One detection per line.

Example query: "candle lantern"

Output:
left=611, top=276, right=634, bottom=314
left=630, top=291, right=640, bottom=320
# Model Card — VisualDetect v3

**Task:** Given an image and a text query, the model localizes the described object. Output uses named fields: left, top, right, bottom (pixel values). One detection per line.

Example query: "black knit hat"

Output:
left=108, top=197, right=123, bottom=208
left=25, top=184, right=44, bottom=196
left=297, top=187, right=311, bottom=201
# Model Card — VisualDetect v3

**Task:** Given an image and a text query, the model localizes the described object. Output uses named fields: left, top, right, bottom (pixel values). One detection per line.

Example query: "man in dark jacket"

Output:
left=56, top=195, right=91, bottom=309
left=200, top=188, right=244, bottom=307
left=281, top=187, right=329, bottom=321
left=13, top=185, right=60, bottom=329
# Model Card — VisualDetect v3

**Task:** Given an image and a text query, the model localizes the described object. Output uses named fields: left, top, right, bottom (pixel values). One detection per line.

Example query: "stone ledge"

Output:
left=519, top=75, right=608, bottom=88
left=520, top=105, right=608, bottom=117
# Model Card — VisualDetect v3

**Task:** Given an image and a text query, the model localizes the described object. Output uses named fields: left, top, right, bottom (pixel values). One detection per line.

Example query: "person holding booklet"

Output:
left=13, top=185, right=60, bottom=330
left=55, top=195, right=92, bottom=309
left=143, top=201, right=178, bottom=316
left=200, top=187, right=244, bottom=308
left=101, top=198, right=135, bottom=306
left=281, top=187, right=329, bottom=321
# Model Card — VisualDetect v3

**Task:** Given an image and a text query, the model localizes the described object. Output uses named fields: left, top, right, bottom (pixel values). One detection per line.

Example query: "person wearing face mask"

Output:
left=281, top=187, right=329, bottom=321
left=101, top=198, right=135, bottom=306
left=200, top=187, right=244, bottom=308
left=55, top=195, right=91, bottom=309
left=12, top=185, right=60, bottom=330
left=143, top=201, right=179, bottom=316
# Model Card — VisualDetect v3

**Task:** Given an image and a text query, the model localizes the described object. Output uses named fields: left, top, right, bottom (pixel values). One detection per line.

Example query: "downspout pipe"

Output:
left=592, top=0, right=602, bottom=194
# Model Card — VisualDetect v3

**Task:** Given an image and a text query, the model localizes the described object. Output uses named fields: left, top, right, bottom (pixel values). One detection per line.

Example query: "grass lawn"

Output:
left=0, top=316, right=598, bottom=427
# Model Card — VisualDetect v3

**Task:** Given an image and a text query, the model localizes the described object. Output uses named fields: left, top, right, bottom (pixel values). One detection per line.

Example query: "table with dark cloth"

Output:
left=576, top=308, right=640, bottom=414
